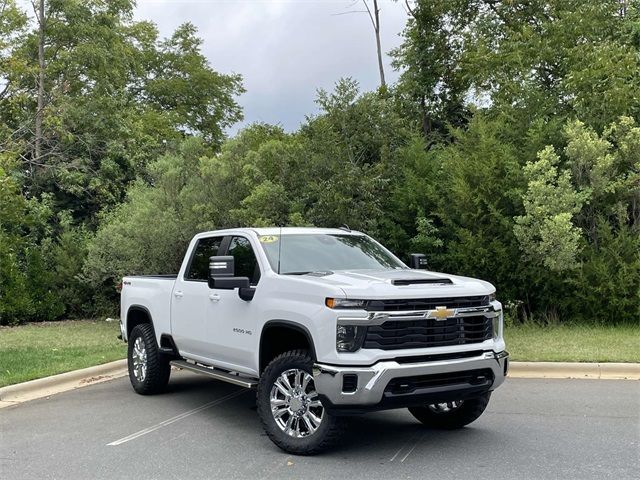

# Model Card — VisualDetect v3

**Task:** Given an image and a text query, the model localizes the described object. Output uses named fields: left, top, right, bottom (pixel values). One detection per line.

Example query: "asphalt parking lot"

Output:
left=1, top=371, right=638, bottom=480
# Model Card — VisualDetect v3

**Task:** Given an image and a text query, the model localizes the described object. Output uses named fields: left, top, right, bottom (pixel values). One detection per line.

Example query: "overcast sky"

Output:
left=135, top=0, right=409, bottom=133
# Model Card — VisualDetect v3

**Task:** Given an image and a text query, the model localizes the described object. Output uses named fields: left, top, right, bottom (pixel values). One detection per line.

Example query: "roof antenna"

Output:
left=339, top=224, right=351, bottom=232
left=277, top=224, right=283, bottom=274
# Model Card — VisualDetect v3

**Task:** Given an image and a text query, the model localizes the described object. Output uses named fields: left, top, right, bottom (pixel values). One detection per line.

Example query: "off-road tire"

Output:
left=257, top=350, right=343, bottom=455
left=128, top=323, right=171, bottom=395
left=408, top=392, right=491, bottom=429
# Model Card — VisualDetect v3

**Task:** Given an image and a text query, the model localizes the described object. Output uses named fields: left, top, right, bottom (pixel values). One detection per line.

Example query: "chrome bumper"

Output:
left=313, top=351, right=508, bottom=406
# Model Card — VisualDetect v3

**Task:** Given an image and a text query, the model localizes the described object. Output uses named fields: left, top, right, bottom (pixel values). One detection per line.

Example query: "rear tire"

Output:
left=408, top=393, right=491, bottom=429
left=257, top=350, right=343, bottom=455
left=128, top=324, right=171, bottom=395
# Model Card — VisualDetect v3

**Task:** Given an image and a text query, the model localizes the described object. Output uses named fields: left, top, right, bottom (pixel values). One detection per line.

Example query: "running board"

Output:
left=170, top=360, right=257, bottom=389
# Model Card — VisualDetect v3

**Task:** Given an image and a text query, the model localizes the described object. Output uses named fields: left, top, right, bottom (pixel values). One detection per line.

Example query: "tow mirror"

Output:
left=409, top=253, right=428, bottom=269
left=208, top=256, right=247, bottom=289
left=209, top=255, right=234, bottom=279
left=208, top=256, right=254, bottom=301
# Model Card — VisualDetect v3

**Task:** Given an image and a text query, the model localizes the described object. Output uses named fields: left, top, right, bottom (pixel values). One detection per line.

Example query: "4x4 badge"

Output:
left=426, top=306, right=456, bottom=321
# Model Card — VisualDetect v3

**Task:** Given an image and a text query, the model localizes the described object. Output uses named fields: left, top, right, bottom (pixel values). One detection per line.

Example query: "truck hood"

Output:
left=300, top=269, right=494, bottom=299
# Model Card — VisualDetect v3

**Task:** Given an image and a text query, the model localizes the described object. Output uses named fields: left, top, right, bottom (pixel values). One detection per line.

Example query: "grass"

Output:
left=0, top=320, right=126, bottom=388
left=505, top=323, right=640, bottom=363
left=0, top=320, right=638, bottom=388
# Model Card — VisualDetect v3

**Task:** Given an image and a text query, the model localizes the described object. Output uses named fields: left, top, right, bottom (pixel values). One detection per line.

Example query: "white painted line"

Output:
left=107, top=390, right=247, bottom=446
left=388, top=432, right=421, bottom=462
left=400, top=433, right=424, bottom=463
left=388, top=446, right=405, bottom=463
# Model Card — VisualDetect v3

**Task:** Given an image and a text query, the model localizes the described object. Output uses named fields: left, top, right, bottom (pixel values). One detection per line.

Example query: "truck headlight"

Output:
left=326, top=298, right=367, bottom=309
left=492, top=315, right=502, bottom=340
left=336, top=325, right=366, bottom=352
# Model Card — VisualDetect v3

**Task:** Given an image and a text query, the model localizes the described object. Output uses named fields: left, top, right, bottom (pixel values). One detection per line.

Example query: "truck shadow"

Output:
left=165, top=372, right=505, bottom=458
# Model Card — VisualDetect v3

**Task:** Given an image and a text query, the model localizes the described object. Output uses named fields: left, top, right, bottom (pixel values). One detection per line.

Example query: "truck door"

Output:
left=171, top=236, right=225, bottom=359
left=205, top=235, right=261, bottom=373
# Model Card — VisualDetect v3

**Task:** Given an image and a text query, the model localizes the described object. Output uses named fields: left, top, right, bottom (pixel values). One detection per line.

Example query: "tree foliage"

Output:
left=1, top=0, right=243, bottom=223
left=1, top=0, right=639, bottom=324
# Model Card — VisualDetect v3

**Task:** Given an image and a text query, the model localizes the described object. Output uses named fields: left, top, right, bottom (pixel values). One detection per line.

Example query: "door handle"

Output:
left=174, top=290, right=184, bottom=298
left=209, top=293, right=221, bottom=302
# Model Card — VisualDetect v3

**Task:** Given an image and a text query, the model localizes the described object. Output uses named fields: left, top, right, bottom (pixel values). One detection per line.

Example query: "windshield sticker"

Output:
left=259, top=235, right=279, bottom=243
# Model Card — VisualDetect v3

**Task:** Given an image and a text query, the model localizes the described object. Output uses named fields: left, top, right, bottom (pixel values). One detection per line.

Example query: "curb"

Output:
left=0, top=359, right=127, bottom=409
left=1, top=359, right=637, bottom=409
left=509, top=361, right=640, bottom=380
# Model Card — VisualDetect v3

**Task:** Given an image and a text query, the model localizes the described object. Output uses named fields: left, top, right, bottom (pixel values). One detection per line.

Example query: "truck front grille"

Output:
left=363, top=315, right=492, bottom=351
left=364, top=296, right=490, bottom=312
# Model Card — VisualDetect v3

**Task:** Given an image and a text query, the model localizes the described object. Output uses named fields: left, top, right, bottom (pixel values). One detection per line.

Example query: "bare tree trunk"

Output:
left=373, top=0, right=385, bottom=88
left=363, top=0, right=386, bottom=88
left=34, top=0, right=45, bottom=166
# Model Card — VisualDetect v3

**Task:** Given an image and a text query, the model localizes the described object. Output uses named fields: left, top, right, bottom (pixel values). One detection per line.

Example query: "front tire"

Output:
left=127, top=324, right=171, bottom=395
left=408, top=393, right=491, bottom=429
left=257, top=350, right=343, bottom=455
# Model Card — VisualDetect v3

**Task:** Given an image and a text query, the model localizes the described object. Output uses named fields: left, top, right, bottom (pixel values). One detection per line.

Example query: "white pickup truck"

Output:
left=120, top=227, right=508, bottom=454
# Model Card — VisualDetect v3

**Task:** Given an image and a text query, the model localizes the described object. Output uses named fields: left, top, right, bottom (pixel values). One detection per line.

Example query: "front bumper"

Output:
left=313, top=350, right=508, bottom=411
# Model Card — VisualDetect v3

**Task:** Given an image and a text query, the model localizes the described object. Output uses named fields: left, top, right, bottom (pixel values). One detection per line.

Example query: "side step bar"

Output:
left=170, top=360, right=258, bottom=389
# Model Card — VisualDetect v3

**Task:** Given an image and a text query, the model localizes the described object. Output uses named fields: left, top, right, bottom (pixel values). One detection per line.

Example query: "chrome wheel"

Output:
left=270, top=368, right=324, bottom=438
left=131, top=336, right=147, bottom=382
left=428, top=400, right=464, bottom=413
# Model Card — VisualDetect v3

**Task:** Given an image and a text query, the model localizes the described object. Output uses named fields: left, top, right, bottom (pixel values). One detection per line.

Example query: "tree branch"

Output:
left=362, top=0, right=377, bottom=31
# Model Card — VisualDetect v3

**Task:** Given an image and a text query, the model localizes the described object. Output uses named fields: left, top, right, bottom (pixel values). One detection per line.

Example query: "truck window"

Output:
left=228, top=236, right=261, bottom=285
left=186, top=236, right=223, bottom=280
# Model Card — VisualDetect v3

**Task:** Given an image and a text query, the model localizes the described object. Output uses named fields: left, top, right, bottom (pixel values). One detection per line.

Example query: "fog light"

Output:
left=336, top=325, right=366, bottom=352
left=342, top=374, right=358, bottom=393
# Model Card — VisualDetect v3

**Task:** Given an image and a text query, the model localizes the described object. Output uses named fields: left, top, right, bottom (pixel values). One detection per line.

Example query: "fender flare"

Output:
left=260, top=320, right=317, bottom=371
left=126, top=304, right=154, bottom=338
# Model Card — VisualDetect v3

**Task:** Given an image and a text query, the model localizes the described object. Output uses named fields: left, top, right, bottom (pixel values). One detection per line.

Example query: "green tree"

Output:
left=462, top=0, right=640, bottom=134
left=514, top=146, right=586, bottom=271
left=1, top=0, right=243, bottom=224
left=391, top=0, right=471, bottom=139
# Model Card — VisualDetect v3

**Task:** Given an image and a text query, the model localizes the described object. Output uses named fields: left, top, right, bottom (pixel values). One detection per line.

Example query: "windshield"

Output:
left=259, top=234, right=406, bottom=274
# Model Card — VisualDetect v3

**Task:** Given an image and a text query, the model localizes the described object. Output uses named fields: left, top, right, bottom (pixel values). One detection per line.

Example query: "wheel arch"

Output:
left=126, top=305, right=155, bottom=339
left=259, top=320, right=317, bottom=374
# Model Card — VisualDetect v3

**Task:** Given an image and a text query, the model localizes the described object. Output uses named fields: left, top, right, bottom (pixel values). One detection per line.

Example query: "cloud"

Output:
left=135, top=0, right=408, bottom=133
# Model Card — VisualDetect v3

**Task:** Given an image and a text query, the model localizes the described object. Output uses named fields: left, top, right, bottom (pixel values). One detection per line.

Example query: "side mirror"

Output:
left=409, top=253, right=428, bottom=269
left=209, top=255, right=234, bottom=279
left=208, top=256, right=254, bottom=301
left=209, top=276, right=250, bottom=290
left=208, top=255, right=248, bottom=289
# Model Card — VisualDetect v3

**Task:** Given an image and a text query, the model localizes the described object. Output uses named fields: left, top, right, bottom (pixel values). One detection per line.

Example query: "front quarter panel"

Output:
left=255, top=274, right=344, bottom=370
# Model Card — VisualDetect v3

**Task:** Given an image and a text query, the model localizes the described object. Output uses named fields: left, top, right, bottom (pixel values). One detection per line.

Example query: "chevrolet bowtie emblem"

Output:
left=427, top=306, right=455, bottom=320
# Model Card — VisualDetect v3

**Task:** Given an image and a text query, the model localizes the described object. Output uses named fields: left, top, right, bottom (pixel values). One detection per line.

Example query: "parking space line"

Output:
left=400, top=433, right=425, bottom=463
left=388, top=432, right=422, bottom=463
left=106, top=389, right=247, bottom=446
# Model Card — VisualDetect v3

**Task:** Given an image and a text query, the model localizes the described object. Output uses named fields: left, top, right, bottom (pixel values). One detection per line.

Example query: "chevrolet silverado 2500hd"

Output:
left=120, top=227, right=508, bottom=454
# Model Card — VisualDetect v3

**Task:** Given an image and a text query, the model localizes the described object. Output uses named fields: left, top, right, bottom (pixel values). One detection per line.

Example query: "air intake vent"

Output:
left=392, top=278, right=453, bottom=286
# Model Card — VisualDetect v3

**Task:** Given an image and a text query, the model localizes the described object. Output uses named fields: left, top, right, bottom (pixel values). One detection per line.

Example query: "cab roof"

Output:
left=252, top=227, right=362, bottom=236
left=194, top=227, right=363, bottom=238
